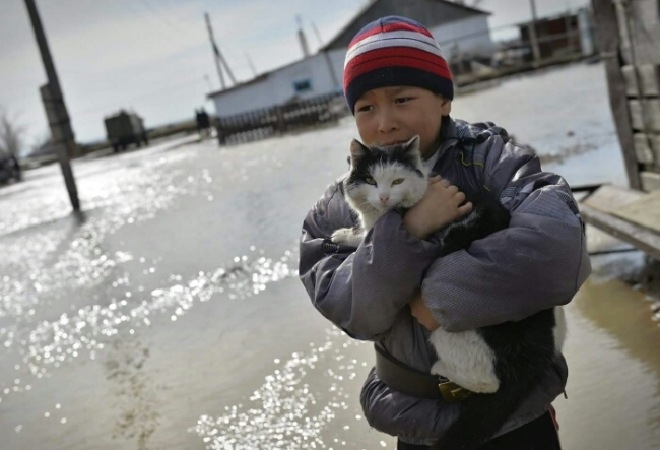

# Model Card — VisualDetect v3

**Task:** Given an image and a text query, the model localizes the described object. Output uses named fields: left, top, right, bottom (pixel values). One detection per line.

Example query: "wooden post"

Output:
left=215, top=117, right=225, bottom=145
left=591, top=0, right=642, bottom=189
left=528, top=0, right=542, bottom=66
left=276, top=106, right=286, bottom=133
left=24, top=0, right=80, bottom=210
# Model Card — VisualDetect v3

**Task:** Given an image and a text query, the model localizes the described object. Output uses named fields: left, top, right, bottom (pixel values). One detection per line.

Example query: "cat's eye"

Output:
left=392, top=178, right=404, bottom=186
left=365, top=177, right=377, bottom=185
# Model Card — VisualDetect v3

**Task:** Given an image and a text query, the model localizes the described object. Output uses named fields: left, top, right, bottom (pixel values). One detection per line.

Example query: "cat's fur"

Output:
left=332, top=136, right=566, bottom=449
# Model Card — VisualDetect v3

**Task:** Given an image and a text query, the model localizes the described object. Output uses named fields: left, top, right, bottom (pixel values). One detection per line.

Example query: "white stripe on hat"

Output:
left=345, top=30, right=445, bottom=68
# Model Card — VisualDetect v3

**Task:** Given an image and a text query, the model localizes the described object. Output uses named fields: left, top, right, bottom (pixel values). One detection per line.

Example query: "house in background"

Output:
left=519, top=8, right=595, bottom=62
left=322, top=0, right=494, bottom=74
left=207, top=0, right=493, bottom=119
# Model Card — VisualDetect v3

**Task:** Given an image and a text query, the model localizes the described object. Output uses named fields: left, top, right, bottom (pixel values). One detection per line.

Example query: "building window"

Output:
left=293, top=79, right=312, bottom=93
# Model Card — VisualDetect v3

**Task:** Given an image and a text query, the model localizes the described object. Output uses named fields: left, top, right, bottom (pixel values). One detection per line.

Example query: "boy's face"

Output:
left=353, top=86, right=451, bottom=158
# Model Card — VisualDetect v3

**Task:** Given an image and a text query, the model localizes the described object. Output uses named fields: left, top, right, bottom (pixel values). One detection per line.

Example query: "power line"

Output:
left=138, top=0, right=194, bottom=36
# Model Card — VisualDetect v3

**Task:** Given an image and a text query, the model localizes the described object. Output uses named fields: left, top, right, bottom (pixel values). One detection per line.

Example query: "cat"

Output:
left=332, top=136, right=566, bottom=449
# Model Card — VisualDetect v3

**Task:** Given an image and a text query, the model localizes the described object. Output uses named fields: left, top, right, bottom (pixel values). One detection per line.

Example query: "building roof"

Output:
left=208, top=0, right=490, bottom=99
left=321, top=0, right=490, bottom=51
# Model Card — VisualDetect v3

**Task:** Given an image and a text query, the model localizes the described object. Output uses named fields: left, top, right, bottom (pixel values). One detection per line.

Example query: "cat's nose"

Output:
left=380, top=194, right=390, bottom=205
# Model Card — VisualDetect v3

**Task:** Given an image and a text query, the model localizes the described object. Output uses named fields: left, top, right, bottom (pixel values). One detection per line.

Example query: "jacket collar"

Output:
left=424, top=116, right=459, bottom=164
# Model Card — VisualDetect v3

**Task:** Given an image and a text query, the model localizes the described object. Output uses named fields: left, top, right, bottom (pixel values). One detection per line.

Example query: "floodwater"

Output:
left=1, top=61, right=659, bottom=450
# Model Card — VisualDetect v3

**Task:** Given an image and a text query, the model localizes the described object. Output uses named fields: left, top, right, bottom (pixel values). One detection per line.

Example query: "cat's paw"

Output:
left=331, top=228, right=361, bottom=248
left=331, top=228, right=352, bottom=244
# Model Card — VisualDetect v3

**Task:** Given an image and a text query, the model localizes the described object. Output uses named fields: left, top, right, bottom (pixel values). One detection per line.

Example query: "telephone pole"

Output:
left=205, top=12, right=225, bottom=89
left=205, top=12, right=236, bottom=89
left=528, top=0, right=541, bottom=66
left=24, top=0, right=80, bottom=211
left=296, top=15, right=310, bottom=58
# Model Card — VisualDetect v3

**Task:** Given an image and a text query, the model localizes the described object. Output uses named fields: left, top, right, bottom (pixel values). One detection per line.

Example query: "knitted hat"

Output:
left=343, top=16, right=453, bottom=114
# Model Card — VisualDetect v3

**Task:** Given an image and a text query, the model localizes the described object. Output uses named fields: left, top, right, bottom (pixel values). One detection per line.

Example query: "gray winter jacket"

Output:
left=299, top=117, right=591, bottom=445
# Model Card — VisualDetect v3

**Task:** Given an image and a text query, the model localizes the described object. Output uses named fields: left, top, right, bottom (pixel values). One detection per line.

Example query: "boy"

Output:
left=299, top=16, right=590, bottom=449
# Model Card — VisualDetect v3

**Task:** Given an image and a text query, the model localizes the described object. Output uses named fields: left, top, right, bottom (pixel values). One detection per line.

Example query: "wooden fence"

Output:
left=214, top=93, right=348, bottom=145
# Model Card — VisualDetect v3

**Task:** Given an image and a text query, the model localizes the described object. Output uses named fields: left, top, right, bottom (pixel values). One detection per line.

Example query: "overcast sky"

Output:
left=1, top=0, right=588, bottom=150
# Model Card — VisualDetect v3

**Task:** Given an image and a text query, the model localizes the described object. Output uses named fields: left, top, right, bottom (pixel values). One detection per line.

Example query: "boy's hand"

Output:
left=403, top=176, right=472, bottom=239
left=409, top=290, right=440, bottom=331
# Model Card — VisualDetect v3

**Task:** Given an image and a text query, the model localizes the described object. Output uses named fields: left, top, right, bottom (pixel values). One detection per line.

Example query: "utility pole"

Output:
left=296, top=15, right=310, bottom=58
left=311, top=21, right=324, bottom=47
left=205, top=12, right=225, bottom=90
left=205, top=12, right=236, bottom=89
left=24, top=0, right=80, bottom=211
left=528, top=0, right=542, bottom=66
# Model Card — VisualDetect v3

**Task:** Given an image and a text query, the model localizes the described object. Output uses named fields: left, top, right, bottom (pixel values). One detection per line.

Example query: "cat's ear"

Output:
left=403, top=135, right=421, bottom=154
left=349, top=139, right=369, bottom=157
left=349, top=139, right=368, bottom=168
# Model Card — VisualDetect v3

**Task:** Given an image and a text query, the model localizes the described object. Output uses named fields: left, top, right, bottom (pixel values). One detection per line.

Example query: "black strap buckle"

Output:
left=439, top=380, right=474, bottom=402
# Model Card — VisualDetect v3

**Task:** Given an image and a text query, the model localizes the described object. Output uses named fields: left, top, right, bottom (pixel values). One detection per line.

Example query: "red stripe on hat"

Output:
left=344, top=47, right=451, bottom=84
left=349, top=20, right=433, bottom=48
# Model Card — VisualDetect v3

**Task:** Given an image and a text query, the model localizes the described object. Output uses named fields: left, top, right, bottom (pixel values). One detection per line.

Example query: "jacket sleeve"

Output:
left=421, top=136, right=591, bottom=332
left=299, top=182, right=442, bottom=340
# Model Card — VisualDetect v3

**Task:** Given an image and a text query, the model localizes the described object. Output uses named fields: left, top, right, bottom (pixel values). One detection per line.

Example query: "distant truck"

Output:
left=104, top=110, right=149, bottom=152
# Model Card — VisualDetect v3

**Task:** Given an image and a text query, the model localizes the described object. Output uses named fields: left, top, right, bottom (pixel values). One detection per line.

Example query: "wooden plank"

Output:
left=634, top=132, right=660, bottom=164
left=580, top=203, right=660, bottom=261
left=613, top=190, right=660, bottom=234
left=637, top=64, right=659, bottom=96
left=641, top=171, right=660, bottom=191
left=582, top=184, right=647, bottom=213
left=629, top=0, right=660, bottom=63
left=629, top=99, right=660, bottom=132
left=622, top=64, right=660, bottom=97
left=621, top=65, right=638, bottom=96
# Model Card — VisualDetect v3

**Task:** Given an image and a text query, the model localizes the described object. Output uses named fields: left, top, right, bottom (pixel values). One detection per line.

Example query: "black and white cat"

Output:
left=331, top=137, right=428, bottom=247
left=332, top=136, right=566, bottom=449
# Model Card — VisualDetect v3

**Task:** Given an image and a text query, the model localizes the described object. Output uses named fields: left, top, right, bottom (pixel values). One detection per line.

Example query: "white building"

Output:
left=208, top=0, right=493, bottom=118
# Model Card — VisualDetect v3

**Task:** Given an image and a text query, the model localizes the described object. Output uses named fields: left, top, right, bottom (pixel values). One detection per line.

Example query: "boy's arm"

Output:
left=299, top=182, right=441, bottom=340
left=421, top=137, right=591, bottom=332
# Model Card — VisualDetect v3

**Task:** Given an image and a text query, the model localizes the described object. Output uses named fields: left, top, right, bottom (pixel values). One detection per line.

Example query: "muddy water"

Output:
left=1, top=62, right=659, bottom=449
left=551, top=227, right=660, bottom=450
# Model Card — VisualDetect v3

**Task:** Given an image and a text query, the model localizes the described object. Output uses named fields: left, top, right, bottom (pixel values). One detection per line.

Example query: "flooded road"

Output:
left=553, top=227, right=660, bottom=449
left=1, top=61, right=659, bottom=449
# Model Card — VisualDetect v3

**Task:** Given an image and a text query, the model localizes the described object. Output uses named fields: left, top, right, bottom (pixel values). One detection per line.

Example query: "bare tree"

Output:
left=30, top=131, right=54, bottom=157
left=0, top=109, right=25, bottom=157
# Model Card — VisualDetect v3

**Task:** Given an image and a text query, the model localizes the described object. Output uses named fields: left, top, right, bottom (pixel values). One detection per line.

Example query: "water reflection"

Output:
left=191, top=328, right=369, bottom=450
left=1, top=248, right=297, bottom=403
left=550, top=235, right=660, bottom=449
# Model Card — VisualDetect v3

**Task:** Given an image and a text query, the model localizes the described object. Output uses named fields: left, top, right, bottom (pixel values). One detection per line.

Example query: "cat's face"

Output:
left=344, top=137, right=427, bottom=212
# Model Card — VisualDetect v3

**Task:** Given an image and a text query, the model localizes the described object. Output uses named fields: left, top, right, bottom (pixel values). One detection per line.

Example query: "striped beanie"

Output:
left=343, top=16, right=453, bottom=114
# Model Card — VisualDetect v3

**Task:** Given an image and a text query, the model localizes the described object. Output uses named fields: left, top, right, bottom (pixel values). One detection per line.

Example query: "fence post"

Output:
left=215, top=118, right=225, bottom=145
left=276, top=106, right=287, bottom=133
